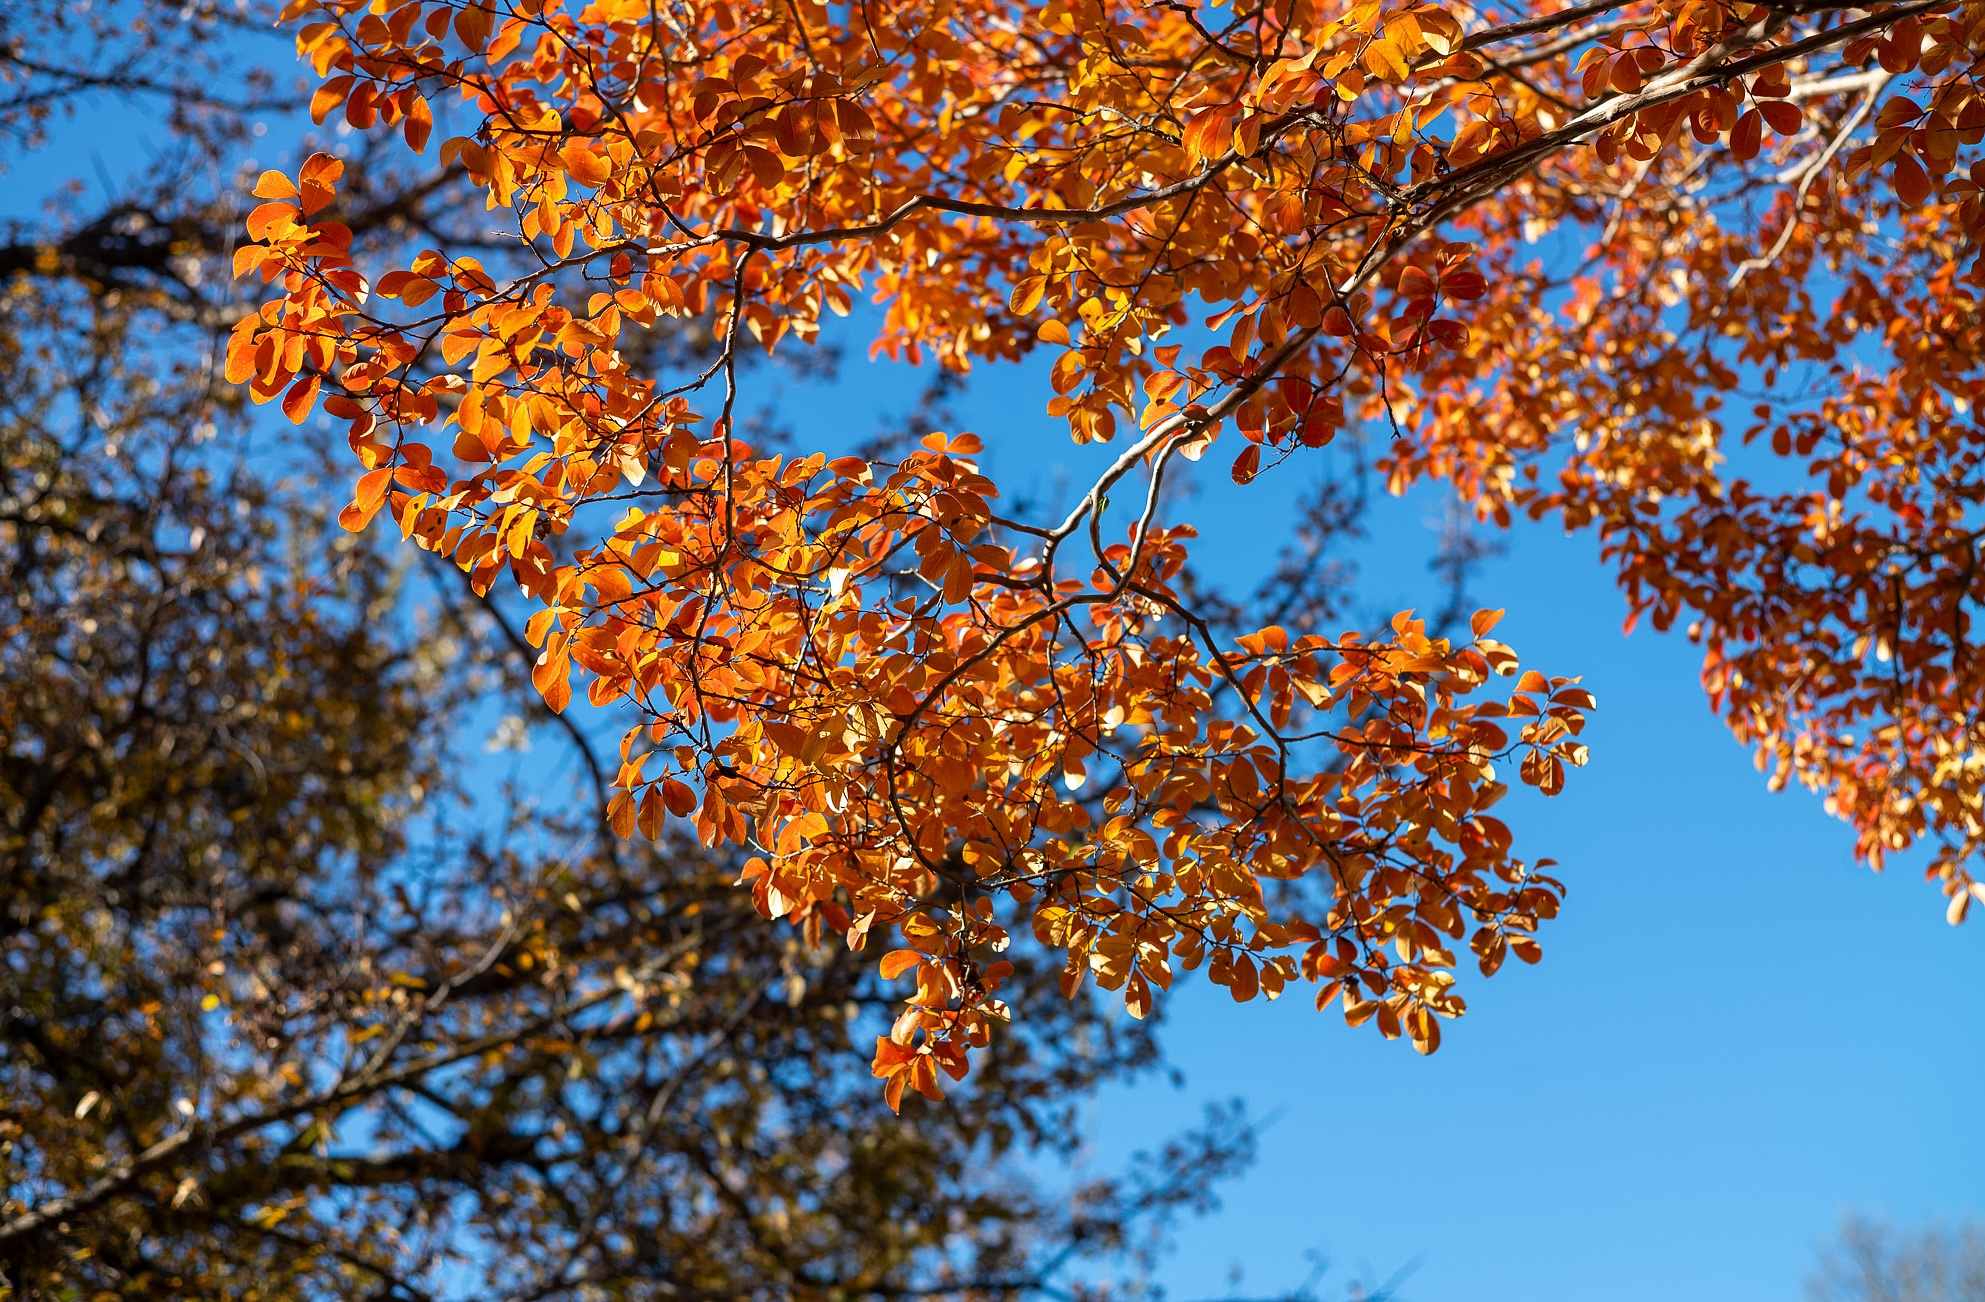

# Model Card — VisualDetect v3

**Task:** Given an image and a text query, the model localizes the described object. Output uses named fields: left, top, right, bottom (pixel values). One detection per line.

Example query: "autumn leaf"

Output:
left=1362, top=36, right=1410, bottom=82
left=280, top=374, right=321, bottom=424
left=879, top=950, right=923, bottom=979
left=405, top=94, right=433, bottom=153
left=233, top=0, right=1985, bottom=1112
left=560, top=140, right=613, bottom=188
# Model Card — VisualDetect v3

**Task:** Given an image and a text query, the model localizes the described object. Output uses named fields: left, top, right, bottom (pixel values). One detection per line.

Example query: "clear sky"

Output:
left=10, top=41, right=1980, bottom=1302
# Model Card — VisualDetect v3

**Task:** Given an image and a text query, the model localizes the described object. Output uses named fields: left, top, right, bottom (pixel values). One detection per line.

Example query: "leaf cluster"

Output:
left=0, top=11, right=1259, bottom=1295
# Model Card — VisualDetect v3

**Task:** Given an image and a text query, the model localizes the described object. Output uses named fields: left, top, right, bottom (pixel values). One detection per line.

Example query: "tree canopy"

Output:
left=232, top=0, right=1985, bottom=1098
left=1, top=7, right=1256, bottom=1295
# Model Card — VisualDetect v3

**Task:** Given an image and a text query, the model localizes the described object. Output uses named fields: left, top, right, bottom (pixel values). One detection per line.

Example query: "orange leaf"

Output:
left=300, top=152, right=345, bottom=186
left=835, top=100, right=877, bottom=152
left=309, top=76, right=353, bottom=125
left=246, top=201, right=300, bottom=241
left=661, top=777, right=697, bottom=816
left=253, top=170, right=299, bottom=200
left=1362, top=36, right=1409, bottom=83
left=533, top=648, right=572, bottom=713
left=223, top=333, right=259, bottom=385
left=354, top=467, right=393, bottom=513
left=338, top=499, right=381, bottom=533
left=300, top=153, right=343, bottom=215
left=560, top=140, right=613, bottom=188
left=1008, top=276, right=1045, bottom=315
left=405, top=94, right=434, bottom=153
left=281, top=374, right=321, bottom=425
left=607, top=792, right=637, bottom=839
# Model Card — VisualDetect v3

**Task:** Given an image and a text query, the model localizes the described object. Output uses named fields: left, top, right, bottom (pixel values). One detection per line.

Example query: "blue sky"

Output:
left=9, top=32, right=1980, bottom=1302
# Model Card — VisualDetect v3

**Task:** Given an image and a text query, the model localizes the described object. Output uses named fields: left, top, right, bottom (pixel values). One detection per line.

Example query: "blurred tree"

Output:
left=1810, top=1219, right=1985, bottom=1302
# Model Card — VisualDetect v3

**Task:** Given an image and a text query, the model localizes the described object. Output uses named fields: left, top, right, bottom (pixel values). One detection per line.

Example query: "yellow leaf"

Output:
left=1361, top=35, right=1410, bottom=82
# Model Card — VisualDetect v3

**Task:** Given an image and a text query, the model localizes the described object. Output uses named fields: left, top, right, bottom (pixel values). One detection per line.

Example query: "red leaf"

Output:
left=1442, top=269, right=1487, bottom=300
left=1581, top=52, right=1613, bottom=99
left=1758, top=99, right=1802, bottom=137
left=1893, top=154, right=1932, bottom=206
left=1730, top=109, right=1762, bottom=162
